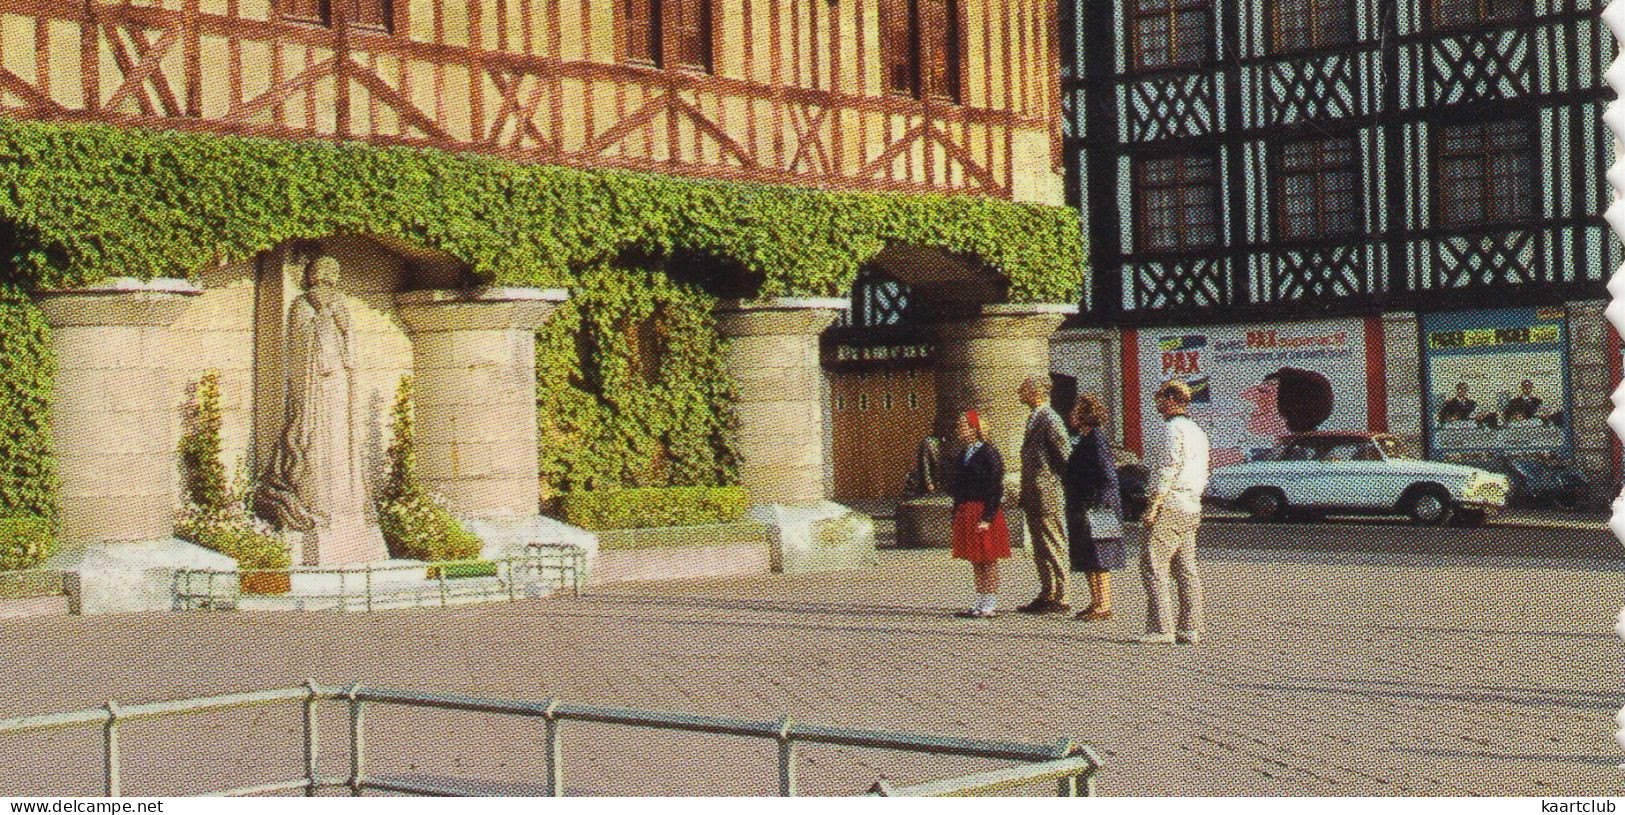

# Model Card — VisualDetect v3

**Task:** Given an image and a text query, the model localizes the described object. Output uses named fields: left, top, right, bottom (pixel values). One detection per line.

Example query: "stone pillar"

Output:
left=1382, top=312, right=1423, bottom=445
left=714, top=298, right=846, bottom=506
left=1567, top=299, right=1613, bottom=504
left=715, top=298, right=877, bottom=573
left=37, top=279, right=236, bottom=614
left=932, top=304, right=1076, bottom=469
left=397, top=288, right=599, bottom=563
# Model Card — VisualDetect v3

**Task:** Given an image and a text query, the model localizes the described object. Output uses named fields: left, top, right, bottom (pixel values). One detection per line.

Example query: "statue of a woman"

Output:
left=256, top=254, right=384, bottom=563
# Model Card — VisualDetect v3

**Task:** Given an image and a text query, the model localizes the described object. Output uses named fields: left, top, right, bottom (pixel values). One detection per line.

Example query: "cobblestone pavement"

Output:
left=0, top=546, right=1619, bottom=796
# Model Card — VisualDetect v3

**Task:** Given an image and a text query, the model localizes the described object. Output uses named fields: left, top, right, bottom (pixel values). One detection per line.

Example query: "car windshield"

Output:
left=1374, top=436, right=1416, bottom=459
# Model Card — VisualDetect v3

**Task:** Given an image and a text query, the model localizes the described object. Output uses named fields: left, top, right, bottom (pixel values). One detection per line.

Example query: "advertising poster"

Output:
left=1125, top=318, right=1380, bottom=468
left=1421, top=307, right=1572, bottom=460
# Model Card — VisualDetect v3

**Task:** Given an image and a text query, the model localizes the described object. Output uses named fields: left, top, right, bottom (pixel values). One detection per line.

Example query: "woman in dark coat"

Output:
left=948, top=410, right=1012, bottom=619
left=1064, top=395, right=1125, bottom=621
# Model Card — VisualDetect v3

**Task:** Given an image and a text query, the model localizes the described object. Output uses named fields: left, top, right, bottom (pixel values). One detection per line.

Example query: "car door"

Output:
left=1320, top=441, right=1393, bottom=509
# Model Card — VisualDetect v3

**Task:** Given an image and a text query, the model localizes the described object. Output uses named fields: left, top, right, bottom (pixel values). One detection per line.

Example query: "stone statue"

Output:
left=255, top=254, right=388, bottom=565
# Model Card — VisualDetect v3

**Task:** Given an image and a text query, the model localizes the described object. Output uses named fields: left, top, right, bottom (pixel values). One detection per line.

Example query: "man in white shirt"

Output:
left=1138, top=380, right=1209, bottom=645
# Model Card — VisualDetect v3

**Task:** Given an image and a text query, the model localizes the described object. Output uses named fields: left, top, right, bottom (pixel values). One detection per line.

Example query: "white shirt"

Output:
left=1153, top=414, right=1210, bottom=515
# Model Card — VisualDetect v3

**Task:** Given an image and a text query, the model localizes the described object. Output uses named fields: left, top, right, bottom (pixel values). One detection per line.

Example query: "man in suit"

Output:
left=1016, top=375, right=1073, bottom=614
left=1503, top=379, right=1543, bottom=423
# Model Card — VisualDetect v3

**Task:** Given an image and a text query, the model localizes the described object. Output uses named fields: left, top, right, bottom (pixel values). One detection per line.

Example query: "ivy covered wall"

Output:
left=0, top=287, right=53, bottom=522
left=0, top=118, right=1086, bottom=550
left=536, top=260, right=740, bottom=497
left=0, top=120, right=1085, bottom=302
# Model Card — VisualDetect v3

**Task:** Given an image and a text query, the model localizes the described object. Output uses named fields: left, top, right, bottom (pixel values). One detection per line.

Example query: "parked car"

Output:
left=1204, top=432, right=1511, bottom=526
left=1473, top=453, right=1590, bottom=509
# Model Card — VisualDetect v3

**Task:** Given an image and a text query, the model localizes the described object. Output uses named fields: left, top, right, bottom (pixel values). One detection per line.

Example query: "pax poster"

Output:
left=1127, top=318, right=1378, bottom=469
left=1421, top=307, right=1572, bottom=459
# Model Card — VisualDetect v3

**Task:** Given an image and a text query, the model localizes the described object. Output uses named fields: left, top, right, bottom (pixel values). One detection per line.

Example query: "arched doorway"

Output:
left=825, top=268, right=937, bottom=500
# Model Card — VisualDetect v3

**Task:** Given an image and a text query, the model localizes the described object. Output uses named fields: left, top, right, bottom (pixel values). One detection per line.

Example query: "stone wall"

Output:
left=1381, top=312, right=1423, bottom=446
left=1049, top=328, right=1122, bottom=445
left=1567, top=299, right=1616, bottom=496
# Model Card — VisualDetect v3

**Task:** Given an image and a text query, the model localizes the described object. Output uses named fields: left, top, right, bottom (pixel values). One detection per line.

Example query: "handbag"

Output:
left=1085, top=505, right=1123, bottom=539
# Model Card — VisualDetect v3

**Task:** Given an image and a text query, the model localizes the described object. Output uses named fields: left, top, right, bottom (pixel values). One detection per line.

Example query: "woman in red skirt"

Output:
left=949, top=410, right=1012, bottom=619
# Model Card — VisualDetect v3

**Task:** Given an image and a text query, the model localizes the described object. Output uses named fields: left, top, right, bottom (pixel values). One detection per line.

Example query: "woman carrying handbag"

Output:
left=1064, top=395, right=1126, bottom=621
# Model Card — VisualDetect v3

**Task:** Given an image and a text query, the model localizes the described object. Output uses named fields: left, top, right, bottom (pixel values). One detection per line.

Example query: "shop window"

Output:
left=1435, top=118, right=1534, bottom=227
left=1430, top=0, right=1533, bottom=29
left=618, top=0, right=712, bottom=72
left=881, top=0, right=962, bottom=102
left=1271, top=0, right=1355, bottom=53
left=1134, top=152, right=1220, bottom=252
left=1274, top=136, right=1360, bottom=240
left=1129, top=0, right=1212, bottom=71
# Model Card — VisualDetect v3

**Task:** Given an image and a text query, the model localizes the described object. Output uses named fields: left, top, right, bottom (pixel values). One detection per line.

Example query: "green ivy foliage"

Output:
left=0, top=287, right=54, bottom=523
left=556, top=486, right=751, bottom=531
left=537, top=260, right=741, bottom=496
left=175, top=371, right=291, bottom=582
left=0, top=516, right=53, bottom=572
left=0, top=119, right=1084, bottom=302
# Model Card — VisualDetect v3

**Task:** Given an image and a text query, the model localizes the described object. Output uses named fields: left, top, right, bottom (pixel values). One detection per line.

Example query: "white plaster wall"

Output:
left=1050, top=328, right=1123, bottom=446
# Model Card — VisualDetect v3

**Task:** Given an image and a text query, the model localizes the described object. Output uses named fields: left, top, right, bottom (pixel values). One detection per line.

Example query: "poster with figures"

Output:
left=1129, top=318, right=1378, bottom=469
left=1421, top=307, right=1572, bottom=459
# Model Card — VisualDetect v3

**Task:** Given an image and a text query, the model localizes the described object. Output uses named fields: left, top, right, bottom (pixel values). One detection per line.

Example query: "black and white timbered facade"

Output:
left=1062, top=0, right=1614, bottom=325
left=1053, top=0, right=1622, bottom=501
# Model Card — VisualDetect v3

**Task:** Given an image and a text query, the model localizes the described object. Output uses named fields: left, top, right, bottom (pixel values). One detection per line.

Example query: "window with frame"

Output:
left=1430, top=0, right=1533, bottom=29
left=618, top=0, right=712, bottom=71
left=1435, top=118, right=1534, bottom=227
left=1129, top=0, right=1213, bottom=71
left=880, top=0, right=962, bottom=102
left=1271, top=0, right=1355, bottom=52
left=1135, top=153, right=1220, bottom=252
left=1274, top=136, right=1360, bottom=240
left=280, top=0, right=329, bottom=24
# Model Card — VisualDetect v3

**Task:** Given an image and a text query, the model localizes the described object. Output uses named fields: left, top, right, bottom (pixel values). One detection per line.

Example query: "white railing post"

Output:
left=541, top=698, right=562, bottom=797
left=302, top=680, right=320, bottom=796
left=102, top=701, right=120, bottom=797
left=775, top=716, right=796, bottom=796
left=346, top=683, right=364, bottom=796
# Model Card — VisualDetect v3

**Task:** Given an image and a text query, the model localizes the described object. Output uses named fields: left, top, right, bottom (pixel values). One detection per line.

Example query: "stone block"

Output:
left=415, top=403, right=536, bottom=446
left=417, top=441, right=539, bottom=480
left=37, top=287, right=200, bottom=328
left=47, top=537, right=237, bottom=615
left=410, top=330, right=531, bottom=371
left=462, top=514, right=598, bottom=570
left=56, top=495, right=179, bottom=546
left=56, top=453, right=178, bottom=500
left=422, top=476, right=540, bottom=518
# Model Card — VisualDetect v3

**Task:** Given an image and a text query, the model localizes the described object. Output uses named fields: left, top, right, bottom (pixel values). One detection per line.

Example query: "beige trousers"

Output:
left=1139, top=504, right=1204, bottom=635
left=1025, top=510, right=1070, bottom=603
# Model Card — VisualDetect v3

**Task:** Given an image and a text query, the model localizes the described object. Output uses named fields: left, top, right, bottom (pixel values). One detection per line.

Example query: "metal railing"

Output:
left=172, top=545, right=586, bottom=612
left=0, top=682, right=1101, bottom=797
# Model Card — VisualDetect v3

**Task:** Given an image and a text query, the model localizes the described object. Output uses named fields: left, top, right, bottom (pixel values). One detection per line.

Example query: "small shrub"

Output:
left=176, top=371, right=290, bottom=592
left=0, top=516, right=53, bottom=572
left=555, top=486, right=750, bottom=531
left=378, top=377, right=483, bottom=562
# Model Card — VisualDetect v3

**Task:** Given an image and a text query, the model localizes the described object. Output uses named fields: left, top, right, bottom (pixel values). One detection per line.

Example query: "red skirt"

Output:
left=951, top=502, right=1012, bottom=563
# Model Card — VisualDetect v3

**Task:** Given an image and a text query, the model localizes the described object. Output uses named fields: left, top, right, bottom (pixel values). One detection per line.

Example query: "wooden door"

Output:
left=830, top=368, right=937, bottom=500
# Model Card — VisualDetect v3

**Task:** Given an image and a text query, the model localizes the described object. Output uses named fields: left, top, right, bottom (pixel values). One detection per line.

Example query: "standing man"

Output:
left=1016, top=375, right=1072, bottom=614
left=1139, top=380, right=1209, bottom=645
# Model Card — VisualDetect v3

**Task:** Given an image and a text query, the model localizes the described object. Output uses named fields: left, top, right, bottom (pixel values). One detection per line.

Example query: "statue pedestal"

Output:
left=286, top=522, right=389, bottom=567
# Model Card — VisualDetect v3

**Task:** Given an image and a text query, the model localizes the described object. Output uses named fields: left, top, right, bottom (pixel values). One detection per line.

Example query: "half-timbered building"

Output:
left=0, top=1, right=1081, bottom=610
left=1055, top=0, right=1621, bottom=503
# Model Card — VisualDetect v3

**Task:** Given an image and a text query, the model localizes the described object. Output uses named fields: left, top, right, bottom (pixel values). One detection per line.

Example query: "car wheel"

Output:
left=1242, top=489, right=1286, bottom=522
left=1450, top=508, right=1488, bottom=528
left=1403, top=486, right=1453, bottom=526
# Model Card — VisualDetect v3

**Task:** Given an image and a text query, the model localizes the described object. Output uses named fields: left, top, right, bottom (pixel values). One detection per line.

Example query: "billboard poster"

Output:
left=1421, top=307, right=1572, bottom=460
left=1125, top=318, right=1379, bottom=469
